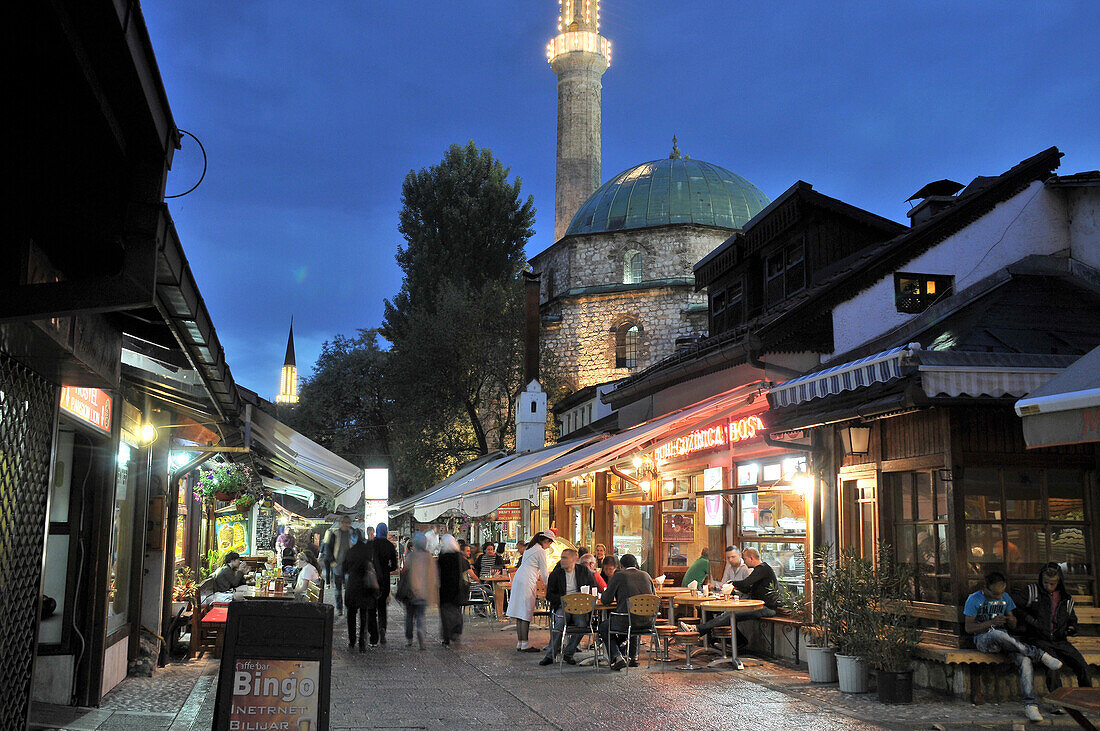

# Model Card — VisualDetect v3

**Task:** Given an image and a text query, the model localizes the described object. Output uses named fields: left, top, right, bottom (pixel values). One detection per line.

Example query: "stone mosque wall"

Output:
left=532, top=225, right=730, bottom=391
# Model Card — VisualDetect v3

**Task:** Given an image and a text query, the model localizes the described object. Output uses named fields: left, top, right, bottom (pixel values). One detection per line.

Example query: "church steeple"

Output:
left=276, top=318, right=299, bottom=405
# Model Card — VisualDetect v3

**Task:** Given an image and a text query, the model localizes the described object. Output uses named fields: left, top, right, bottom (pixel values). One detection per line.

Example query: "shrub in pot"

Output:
left=802, top=544, right=839, bottom=683
left=863, top=544, right=923, bottom=704
left=827, top=547, right=876, bottom=693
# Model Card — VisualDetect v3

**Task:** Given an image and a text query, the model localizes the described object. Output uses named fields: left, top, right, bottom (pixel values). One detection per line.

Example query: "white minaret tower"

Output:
left=547, top=0, right=611, bottom=242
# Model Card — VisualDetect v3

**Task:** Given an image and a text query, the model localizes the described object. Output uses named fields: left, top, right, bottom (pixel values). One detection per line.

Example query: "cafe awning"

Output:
left=247, top=407, right=363, bottom=500
left=412, top=437, right=602, bottom=522
left=1015, top=345, right=1100, bottom=448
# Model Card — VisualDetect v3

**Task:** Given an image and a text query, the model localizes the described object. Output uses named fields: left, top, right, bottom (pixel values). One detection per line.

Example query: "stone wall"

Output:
left=911, top=656, right=1099, bottom=702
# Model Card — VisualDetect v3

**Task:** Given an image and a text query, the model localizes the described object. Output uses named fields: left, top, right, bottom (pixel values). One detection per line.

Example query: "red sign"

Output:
left=495, top=501, right=522, bottom=521
left=59, top=387, right=112, bottom=434
left=654, top=415, right=765, bottom=464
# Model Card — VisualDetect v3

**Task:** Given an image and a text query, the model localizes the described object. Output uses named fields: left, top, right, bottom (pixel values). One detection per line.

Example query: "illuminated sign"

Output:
left=496, top=501, right=522, bottom=521
left=654, top=415, right=765, bottom=463
left=364, top=468, right=389, bottom=501
left=59, top=387, right=112, bottom=435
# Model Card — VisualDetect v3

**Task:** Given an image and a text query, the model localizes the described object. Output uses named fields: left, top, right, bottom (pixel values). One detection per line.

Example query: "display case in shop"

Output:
left=735, top=455, right=809, bottom=594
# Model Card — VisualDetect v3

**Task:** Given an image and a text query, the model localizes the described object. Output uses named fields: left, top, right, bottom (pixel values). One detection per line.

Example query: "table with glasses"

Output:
left=699, top=598, right=765, bottom=670
left=480, top=574, right=512, bottom=622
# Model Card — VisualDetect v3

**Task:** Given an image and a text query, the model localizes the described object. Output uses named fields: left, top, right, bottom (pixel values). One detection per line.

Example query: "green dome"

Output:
left=566, top=158, right=770, bottom=236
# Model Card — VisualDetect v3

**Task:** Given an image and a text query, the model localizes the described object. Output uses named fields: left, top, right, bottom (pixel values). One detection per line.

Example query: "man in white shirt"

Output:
left=720, top=545, right=751, bottom=585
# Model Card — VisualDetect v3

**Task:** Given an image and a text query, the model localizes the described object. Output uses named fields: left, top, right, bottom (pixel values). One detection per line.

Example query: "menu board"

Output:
left=215, top=513, right=250, bottom=555
left=661, top=513, right=695, bottom=542
left=229, top=659, right=319, bottom=727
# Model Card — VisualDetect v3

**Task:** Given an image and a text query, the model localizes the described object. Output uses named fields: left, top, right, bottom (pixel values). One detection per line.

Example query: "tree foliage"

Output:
left=287, top=329, right=390, bottom=469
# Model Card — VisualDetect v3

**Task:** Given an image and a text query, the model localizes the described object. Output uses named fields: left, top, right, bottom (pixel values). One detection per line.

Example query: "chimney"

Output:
left=516, top=271, right=547, bottom=453
left=906, top=179, right=964, bottom=228
left=523, top=271, right=540, bottom=384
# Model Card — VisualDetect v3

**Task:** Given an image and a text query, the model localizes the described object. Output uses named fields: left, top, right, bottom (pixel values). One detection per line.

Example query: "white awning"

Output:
left=1015, top=345, right=1100, bottom=448
left=249, top=407, right=363, bottom=499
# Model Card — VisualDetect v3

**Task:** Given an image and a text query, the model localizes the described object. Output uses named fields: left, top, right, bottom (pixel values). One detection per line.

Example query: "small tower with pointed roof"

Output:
left=276, top=319, right=299, bottom=405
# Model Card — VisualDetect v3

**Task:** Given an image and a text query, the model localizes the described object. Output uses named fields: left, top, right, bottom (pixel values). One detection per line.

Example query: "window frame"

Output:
left=624, top=249, right=643, bottom=285
left=894, top=272, right=955, bottom=314
left=615, top=323, right=639, bottom=369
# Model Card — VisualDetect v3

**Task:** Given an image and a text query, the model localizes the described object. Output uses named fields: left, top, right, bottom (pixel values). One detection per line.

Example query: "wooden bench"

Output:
left=761, top=614, right=802, bottom=660
left=190, top=577, right=228, bottom=659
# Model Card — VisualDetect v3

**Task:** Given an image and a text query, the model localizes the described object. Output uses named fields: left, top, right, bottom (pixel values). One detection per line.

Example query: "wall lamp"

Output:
left=839, top=424, right=871, bottom=456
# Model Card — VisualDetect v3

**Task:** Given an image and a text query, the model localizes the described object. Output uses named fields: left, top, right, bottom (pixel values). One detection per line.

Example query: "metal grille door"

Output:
left=0, top=354, right=58, bottom=727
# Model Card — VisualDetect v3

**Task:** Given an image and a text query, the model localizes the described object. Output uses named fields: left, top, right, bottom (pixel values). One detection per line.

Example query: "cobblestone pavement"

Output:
left=29, top=598, right=1090, bottom=730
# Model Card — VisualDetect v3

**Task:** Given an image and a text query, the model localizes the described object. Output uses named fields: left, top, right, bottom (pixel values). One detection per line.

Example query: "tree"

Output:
left=287, top=330, right=390, bottom=469
left=381, top=142, right=541, bottom=495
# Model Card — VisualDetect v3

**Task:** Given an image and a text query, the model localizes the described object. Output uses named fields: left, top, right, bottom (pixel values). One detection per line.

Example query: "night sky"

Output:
left=142, top=1, right=1099, bottom=399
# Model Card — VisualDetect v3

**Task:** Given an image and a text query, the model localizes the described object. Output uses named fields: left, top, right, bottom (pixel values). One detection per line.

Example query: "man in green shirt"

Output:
left=682, top=548, right=711, bottom=587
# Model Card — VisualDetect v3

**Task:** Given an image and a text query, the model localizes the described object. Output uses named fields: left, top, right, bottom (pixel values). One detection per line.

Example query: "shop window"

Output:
left=107, top=441, right=140, bottom=634
left=739, top=489, right=807, bottom=537
left=741, top=541, right=806, bottom=595
left=894, top=272, right=954, bottom=314
left=623, top=249, right=643, bottom=284
left=963, top=468, right=1093, bottom=596
left=887, top=471, right=950, bottom=603
left=615, top=324, right=639, bottom=369
left=613, top=503, right=653, bottom=574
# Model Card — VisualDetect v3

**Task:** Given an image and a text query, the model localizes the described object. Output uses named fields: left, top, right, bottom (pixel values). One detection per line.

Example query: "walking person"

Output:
left=370, top=522, right=399, bottom=645
left=505, top=531, right=554, bottom=652
left=342, top=529, right=378, bottom=651
left=438, top=535, right=465, bottom=646
left=401, top=532, right=435, bottom=650
left=324, top=516, right=354, bottom=616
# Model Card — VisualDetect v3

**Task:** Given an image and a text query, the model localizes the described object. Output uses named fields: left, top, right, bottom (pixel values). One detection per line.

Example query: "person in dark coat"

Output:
left=213, top=552, right=248, bottom=592
left=688, top=547, right=779, bottom=649
left=437, top=535, right=465, bottom=646
left=370, top=522, right=399, bottom=645
left=342, top=530, right=378, bottom=651
left=1012, top=562, right=1092, bottom=690
left=539, top=548, right=597, bottom=666
left=600, top=553, right=656, bottom=670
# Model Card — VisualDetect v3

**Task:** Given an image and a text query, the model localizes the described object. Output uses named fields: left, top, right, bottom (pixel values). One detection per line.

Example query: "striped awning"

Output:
left=768, top=344, right=918, bottom=409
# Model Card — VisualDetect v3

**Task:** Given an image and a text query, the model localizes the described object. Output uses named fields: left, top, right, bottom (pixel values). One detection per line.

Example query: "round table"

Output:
left=480, top=575, right=512, bottom=621
left=670, top=595, right=725, bottom=657
left=577, top=601, right=617, bottom=667
left=655, top=587, right=690, bottom=622
left=699, top=598, right=765, bottom=670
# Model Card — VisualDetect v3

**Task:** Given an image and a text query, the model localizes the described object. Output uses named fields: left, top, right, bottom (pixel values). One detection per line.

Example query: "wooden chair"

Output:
left=559, top=593, right=600, bottom=672
left=626, top=594, right=662, bottom=670
left=190, top=577, right=228, bottom=659
left=306, top=582, right=324, bottom=603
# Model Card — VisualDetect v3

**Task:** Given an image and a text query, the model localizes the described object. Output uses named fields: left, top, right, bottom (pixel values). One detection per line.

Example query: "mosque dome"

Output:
left=565, top=156, right=770, bottom=237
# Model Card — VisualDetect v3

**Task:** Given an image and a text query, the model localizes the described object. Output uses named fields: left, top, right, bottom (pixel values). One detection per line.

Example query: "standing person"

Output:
left=319, top=525, right=333, bottom=584
left=324, top=516, right=354, bottom=616
left=402, top=532, right=436, bottom=650
left=539, top=549, right=597, bottom=666
left=342, top=529, right=378, bottom=651
left=506, top=531, right=554, bottom=652
left=370, top=523, right=399, bottom=645
left=720, top=546, right=751, bottom=585
left=1013, top=562, right=1093, bottom=692
left=599, top=554, right=656, bottom=670
left=437, top=535, right=465, bottom=646
left=366, top=526, right=376, bottom=542
left=965, top=571, right=1064, bottom=723
left=682, top=548, right=711, bottom=587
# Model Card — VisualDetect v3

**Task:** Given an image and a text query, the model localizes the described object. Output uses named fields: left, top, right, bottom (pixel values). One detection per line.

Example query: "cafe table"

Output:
left=699, top=598, right=764, bottom=670
left=655, top=587, right=690, bottom=622
left=671, top=594, right=724, bottom=657
left=480, top=575, right=512, bottom=622
left=238, top=585, right=296, bottom=601
left=576, top=600, right=616, bottom=667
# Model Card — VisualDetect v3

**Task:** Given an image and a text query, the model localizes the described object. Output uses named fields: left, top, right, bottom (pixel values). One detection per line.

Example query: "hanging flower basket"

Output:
left=234, top=494, right=257, bottom=514
left=197, top=463, right=254, bottom=508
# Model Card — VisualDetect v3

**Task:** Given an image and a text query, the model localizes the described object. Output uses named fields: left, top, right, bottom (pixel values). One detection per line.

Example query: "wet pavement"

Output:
left=30, top=599, right=1088, bottom=730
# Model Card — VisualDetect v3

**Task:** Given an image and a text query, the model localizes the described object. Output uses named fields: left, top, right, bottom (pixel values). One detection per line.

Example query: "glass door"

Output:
left=839, top=473, right=878, bottom=562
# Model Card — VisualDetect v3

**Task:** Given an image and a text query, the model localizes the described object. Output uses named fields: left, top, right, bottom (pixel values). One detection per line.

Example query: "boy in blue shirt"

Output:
left=963, top=571, right=1064, bottom=723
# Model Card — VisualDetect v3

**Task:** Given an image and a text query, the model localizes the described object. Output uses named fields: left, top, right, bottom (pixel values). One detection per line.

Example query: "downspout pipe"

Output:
left=746, top=333, right=805, bottom=380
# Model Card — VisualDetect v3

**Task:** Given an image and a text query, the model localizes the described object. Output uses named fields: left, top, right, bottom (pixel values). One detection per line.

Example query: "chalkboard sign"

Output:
left=212, top=600, right=333, bottom=730
left=255, top=505, right=276, bottom=552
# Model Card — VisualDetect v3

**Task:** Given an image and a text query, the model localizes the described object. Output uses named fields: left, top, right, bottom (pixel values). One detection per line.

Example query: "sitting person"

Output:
left=720, top=545, right=751, bottom=585
left=599, top=554, right=618, bottom=586
left=579, top=553, right=606, bottom=591
left=476, top=542, right=506, bottom=577
left=293, top=549, right=322, bottom=597
left=600, top=553, right=656, bottom=671
left=213, top=551, right=249, bottom=592
left=682, top=548, right=711, bottom=588
left=964, top=571, right=1063, bottom=724
left=539, top=549, right=598, bottom=666
left=684, top=548, right=778, bottom=649
left=1012, top=563, right=1092, bottom=695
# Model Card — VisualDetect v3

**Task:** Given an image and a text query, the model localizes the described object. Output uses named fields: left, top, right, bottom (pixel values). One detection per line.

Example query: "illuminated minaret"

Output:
left=547, top=0, right=611, bottom=241
left=275, top=319, right=298, bottom=405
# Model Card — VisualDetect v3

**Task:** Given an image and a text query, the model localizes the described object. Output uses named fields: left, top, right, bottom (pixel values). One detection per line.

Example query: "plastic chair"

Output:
left=559, top=593, right=599, bottom=673
left=626, top=594, right=661, bottom=670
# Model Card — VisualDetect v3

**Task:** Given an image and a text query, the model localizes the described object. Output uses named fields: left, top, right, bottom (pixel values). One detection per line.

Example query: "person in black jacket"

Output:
left=437, top=535, right=465, bottom=646
left=599, top=553, right=656, bottom=670
left=539, top=549, right=598, bottom=666
left=1012, top=562, right=1092, bottom=690
left=342, top=531, right=378, bottom=651
left=370, top=523, right=399, bottom=645
left=687, top=548, right=778, bottom=648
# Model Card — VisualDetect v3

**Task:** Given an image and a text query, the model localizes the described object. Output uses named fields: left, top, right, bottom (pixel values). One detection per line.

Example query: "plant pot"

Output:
left=806, top=645, right=838, bottom=683
left=214, top=491, right=240, bottom=501
left=876, top=669, right=913, bottom=704
left=836, top=653, right=870, bottom=693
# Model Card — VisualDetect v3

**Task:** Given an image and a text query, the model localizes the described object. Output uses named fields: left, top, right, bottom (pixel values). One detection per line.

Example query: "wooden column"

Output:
left=943, top=407, right=969, bottom=607
left=593, top=471, right=609, bottom=551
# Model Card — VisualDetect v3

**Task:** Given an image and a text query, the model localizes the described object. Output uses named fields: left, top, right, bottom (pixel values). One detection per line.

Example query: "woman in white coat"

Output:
left=506, top=531, right=554, bottom=652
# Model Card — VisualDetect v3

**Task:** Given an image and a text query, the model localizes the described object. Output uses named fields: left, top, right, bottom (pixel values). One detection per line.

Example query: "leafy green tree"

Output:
left=287, top=329, right=390, bottom=469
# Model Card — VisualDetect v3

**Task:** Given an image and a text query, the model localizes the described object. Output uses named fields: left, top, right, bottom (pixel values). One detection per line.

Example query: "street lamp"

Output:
left=140, top=422, right=159, bottom=444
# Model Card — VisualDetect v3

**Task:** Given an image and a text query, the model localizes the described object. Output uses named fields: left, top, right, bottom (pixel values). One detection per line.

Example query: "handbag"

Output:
left=365, top=560, right=380, bottom=592
left=395, top=569, right=412, bottom=603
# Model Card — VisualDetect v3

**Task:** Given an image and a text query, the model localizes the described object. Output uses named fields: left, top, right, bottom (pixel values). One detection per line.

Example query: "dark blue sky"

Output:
left=144, top=1, right=1099, bottom=399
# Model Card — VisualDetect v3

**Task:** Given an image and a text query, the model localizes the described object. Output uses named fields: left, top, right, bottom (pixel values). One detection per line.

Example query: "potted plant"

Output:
left=196, top=462, right=252, bottom=506
left=863, top=545, right=923, bottom=704
left=234, top=494, right=256, bottom=514
left=828, top=546, right=876, bottom=693
left=802, top=544, right=839, bottom=683
left=172, top=566, right=196, bottom=614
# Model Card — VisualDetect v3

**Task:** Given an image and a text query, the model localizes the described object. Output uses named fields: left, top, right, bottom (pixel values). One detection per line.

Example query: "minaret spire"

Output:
left=283, top=317, right=296, bottom=367
left=547, top=0, right=611, bottom=241
left=276, top=317, right=299, bottom=405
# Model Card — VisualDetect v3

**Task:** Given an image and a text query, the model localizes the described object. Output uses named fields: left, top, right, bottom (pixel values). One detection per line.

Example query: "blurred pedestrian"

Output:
left=370, top=522, right=398, bottom=645
left=324, top=516, right=353, bottom=616
left=506, top=531, right=554, bottom=652
left=342, top=529, right=378, bottom=651
left=438, top=535, right=465, bottom=646
left=402, top=531, right=435, bottom=650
